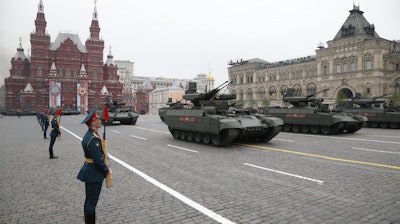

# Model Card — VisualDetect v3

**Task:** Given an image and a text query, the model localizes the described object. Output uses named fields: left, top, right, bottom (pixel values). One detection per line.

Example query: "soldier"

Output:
left=43, top=114, right=50, bottom=139
left=48, top=110, right=62, bottom=159
left=77, top=110, right=110, bottom=224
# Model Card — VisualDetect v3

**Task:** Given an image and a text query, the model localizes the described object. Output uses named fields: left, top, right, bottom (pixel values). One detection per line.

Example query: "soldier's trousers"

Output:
left=48, top=136, right=56, bottom=156
left=84, top=182, right=103, bottom=214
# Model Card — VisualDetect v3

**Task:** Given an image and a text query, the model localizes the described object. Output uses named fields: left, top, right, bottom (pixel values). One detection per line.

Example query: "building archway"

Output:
left=337, top=87, right=353, bottom=99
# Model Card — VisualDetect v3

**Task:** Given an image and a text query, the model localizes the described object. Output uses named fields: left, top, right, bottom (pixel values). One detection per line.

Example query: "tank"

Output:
left=162, top=81, right=283, bottom=147
left=341, top=93, right=400, bottom=129
left=263, top=88, right=367, bottom=134
left=97, top=96, right=139, bottom=125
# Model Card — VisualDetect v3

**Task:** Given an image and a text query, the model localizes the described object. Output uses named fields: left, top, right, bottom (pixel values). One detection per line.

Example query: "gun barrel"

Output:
left=373, top=93, right=391, bottom=100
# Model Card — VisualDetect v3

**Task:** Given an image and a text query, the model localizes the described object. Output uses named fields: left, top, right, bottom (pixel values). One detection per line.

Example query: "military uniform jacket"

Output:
left=50, top=117, right=60, bottom=137
left=77, top=129, right=108, bottom=183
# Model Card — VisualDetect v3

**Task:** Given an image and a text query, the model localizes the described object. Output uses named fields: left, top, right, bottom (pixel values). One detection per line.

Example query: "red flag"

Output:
left=103, top=105, right=109, bottom=122
left=55, top=109, right=63, bottom=116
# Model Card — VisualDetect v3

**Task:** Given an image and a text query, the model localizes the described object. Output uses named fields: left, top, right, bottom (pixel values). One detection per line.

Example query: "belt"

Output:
left=85, top=158, right=94, bottom=163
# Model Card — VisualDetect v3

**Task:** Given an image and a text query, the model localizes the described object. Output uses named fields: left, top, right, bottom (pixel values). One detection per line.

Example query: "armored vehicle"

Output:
left=97, top=97, right=139, bottom=125
left=341, top=93, right=400, bottom=129
left=263, top=89, right=367, bottom=134
left=158, top=98, right=185, bottom=122
left=162, top=81, right=283, bottom=147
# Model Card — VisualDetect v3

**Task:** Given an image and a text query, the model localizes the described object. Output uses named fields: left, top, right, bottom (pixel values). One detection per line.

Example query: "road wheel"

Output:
left=292, top=125, right=300, bottom=132
left=201, top=133, right=211, bottom=144
left=389, top=122, right=399, bottom=129
left=320, top=126, right=332, bottom=135
left=179, top=130, right=186, bottom=140
left=310, top=126, right=319, bottom=134
left=211, top=134, right=223, bottom=146
left=301, top=125, right=310, bottom=133
left=283, top=124, right=291, bottom=132
left=379, top=122, right=388, bottom=128
left=186, top=132, right=194, bottom=141
left=370, top=122, right=379, bottom=128
left=194, top=132, right=202, bottom=143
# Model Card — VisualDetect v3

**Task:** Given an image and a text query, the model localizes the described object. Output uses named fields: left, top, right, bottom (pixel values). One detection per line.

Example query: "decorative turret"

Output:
left=333, top=4, right=379, bottom=40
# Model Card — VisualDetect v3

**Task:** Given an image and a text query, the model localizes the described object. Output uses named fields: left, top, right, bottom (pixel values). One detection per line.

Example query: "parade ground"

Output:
left=1, top=115, right=399, bottom=224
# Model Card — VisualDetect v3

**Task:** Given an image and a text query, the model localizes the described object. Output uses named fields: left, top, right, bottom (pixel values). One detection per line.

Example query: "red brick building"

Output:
left=4, top=0, right=122, bottom=113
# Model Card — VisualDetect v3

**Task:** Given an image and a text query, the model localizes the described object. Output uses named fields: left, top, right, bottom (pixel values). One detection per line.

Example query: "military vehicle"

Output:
left=162, top=81, right=283, bottom=147
left=158, top=98, right=185, bottom=122
left=97, top=97, right=139, bottom=125
left=341, top=93, right=400, bottom=129
left=263, top=88, right=367, bottom=134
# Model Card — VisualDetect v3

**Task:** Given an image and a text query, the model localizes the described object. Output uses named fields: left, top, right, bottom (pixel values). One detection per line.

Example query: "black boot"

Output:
left=88, top=213, right=95, bottom=224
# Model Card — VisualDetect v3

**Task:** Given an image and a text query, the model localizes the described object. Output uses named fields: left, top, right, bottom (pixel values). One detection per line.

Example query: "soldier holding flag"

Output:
left=77, top=107, right=112, bottom=224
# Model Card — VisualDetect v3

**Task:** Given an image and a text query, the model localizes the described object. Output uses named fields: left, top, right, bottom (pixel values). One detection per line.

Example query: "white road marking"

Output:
left=274, top=138, right=294, bottom=142
left=284, top=133, right=400, bottom=145
left=352, top=147, right=400, bottom=154
left=167, top=144, right=199, bottom=153
left=63, top=126, right=236, bottom=224
left=131, top=135, right=147, bottom=140
left=244, top=163, right=324, bottom=184
left=111, top=130, right=120, bottom=133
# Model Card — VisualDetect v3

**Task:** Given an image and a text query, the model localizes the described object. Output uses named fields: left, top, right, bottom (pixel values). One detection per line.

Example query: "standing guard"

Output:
left=43, top=114, right=50, bottom=139
left=48, top=109, right=62, bottom=159
left=77, top=110, right=111, bottom=224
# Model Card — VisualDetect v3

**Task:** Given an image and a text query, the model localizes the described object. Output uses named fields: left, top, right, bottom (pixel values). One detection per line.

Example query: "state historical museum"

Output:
left=4, top=0, right=122, bottom=113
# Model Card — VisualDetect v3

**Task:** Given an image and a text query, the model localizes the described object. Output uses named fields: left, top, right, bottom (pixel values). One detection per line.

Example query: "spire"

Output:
left=38, top=0, right=44, bottom=13
left=105, top=46, right=114, bottom=66
left=34, top=0, right=47, bottom=34
left=89, top=1, right=101, bottom=39
left=92, top=5, right=98, bottom=21
left=13, top=38, right=27, bottom=60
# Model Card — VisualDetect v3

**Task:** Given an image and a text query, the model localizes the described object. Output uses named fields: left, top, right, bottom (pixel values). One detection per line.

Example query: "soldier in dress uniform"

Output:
left=43, top=114, right=50, bottom=139
left=77, top=110, right=110, bottom=224
left=48, top=110, right=62, bottom=159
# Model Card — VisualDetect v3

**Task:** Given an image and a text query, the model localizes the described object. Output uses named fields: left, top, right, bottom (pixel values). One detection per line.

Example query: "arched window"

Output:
left=93, top=70, right=98, bottom=79
left=66, top=68, right=71, bottom=78
left=37, top=66, right=43, bottom=77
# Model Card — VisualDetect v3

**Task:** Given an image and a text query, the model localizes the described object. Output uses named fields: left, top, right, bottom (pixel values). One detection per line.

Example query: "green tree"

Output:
left=336, top=91, right=348, bottom=107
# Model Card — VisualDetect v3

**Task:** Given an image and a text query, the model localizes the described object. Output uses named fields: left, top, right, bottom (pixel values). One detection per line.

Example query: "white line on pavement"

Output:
left=244, top=163, right=324, bottom=184
left=111, top=130, right=120, bottom=133
left=130, top=135, right=147, bottom=140
left=167, top=144, right=199, bottom=153
left=352, top=147, right=400, bottom=154
left=63, top=126, right=236, bottom=224
left=274, top=138, right=294, bottom=142
left=284, top=133, right=400, bottom=145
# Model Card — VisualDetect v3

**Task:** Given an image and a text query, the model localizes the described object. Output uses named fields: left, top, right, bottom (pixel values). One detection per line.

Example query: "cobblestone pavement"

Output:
left=1, top=115, right=400, bottom=224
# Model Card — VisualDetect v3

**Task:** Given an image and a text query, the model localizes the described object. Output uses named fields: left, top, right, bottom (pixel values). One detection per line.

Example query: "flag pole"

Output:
left=102, top=104, right=113, bottom=188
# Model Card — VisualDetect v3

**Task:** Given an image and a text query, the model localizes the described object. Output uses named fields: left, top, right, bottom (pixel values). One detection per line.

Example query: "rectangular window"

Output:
left=366, top=60, right=372, bottom=70
left=323, top=66, right=328, bottom=75
left=343, top=63, right=348, bottom=72
left=351, top=62, right=356, bottom=72
left=336, top=64, right=341, bottom=74
left=396, top=64, right=399, bottom=71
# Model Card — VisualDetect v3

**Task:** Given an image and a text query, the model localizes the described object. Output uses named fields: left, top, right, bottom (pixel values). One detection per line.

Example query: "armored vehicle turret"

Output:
left=161, top=81, right=283, bottom=147
left=158, top=98, right=185, bottom=122
left=341, top=93, right=400, bottom=128
left=97, top=96, right=139, bottom=125
left=263, top=88, right=367, bottom=134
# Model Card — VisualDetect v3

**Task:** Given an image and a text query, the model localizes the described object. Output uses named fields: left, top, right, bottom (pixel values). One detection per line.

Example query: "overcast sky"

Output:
left=0, top=0, right=399, bottom=87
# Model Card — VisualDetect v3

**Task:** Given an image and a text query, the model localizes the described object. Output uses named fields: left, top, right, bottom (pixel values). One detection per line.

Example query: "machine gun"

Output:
left=350, top=93, right=391, bottom=108
left=283, top=88, right=329, bottom=107
left=183, top=81, right=232, bottom=107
